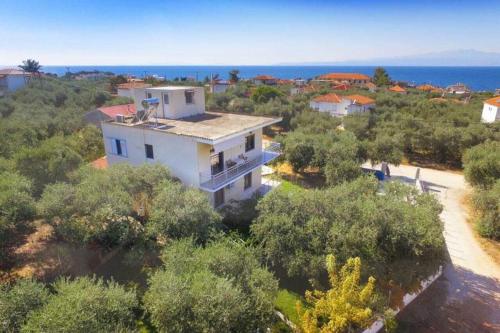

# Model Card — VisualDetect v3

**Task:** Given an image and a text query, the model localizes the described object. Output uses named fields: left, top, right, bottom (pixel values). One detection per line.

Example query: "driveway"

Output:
left=366, top=164, right=500, bottom=332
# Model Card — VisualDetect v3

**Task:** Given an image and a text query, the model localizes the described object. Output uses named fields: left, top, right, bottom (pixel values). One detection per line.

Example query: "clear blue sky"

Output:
left=1, top=0, right=499, bottom=65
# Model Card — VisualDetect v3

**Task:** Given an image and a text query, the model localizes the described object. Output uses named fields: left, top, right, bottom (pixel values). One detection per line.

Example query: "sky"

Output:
left=1, top=0, right=499, bottom=65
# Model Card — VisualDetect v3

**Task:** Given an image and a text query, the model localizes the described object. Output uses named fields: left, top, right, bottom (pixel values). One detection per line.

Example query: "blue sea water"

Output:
left=42, top=65, right=500, bottom=91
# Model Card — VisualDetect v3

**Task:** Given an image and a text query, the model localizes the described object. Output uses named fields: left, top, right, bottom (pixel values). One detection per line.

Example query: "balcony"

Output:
left=200, top=142, right=281, bottom=192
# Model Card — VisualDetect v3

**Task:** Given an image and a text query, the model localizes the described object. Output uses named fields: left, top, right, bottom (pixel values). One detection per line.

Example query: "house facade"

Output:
left=101, top=86, right=281, bottom=207
left=0, top=68, right=30, bottom=96
left=252, top=75, right=278, bottom=86
left=314, top=73, right=371, bottom=85
left=309, top=93, right=375, bottom=117
left=481, top=96, right=500, bottom=123
left=117, top=82, right=153, bottom=110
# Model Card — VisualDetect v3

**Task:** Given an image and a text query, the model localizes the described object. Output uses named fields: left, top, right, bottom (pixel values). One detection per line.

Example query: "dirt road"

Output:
left=373, top=164, right=500, bottom=332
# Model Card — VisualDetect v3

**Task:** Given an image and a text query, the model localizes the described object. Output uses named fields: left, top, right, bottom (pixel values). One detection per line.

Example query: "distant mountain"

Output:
left=279, top=49, right=500, bottom=66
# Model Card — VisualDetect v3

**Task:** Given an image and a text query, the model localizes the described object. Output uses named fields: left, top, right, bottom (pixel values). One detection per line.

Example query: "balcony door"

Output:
left=211, top=151, right=224, bottom=175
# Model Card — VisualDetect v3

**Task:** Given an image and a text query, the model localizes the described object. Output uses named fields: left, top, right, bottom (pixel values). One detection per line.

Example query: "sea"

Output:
left=42, top=66, right=500, bottom=91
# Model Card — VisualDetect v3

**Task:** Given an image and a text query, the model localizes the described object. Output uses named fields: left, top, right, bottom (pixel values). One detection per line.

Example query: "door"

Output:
left=211, top=151, right=224, bottom=175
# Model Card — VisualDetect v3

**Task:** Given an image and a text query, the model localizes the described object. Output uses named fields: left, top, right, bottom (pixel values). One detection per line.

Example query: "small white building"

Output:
left=117, top=82, right=153, bottom=110
left=309, top=93, right=375, bottom=117
left=481, top=96, right=500, bottom=123
left=0, top=68, right=30, bottom=95
left=101, top=86, right=281, bottom=207
left=253, top=75, right=278, bottom=86
left=446, top=83, right=470, bottom=95
left=208, top=80, right=232, bottom=94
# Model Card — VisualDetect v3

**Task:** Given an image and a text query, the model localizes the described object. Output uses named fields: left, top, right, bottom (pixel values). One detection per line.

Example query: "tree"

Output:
left=297, top=255, right=376, bottom=333
left=0, top=279, right=49, bottom=332
left=251, top=86, right=283, bottom=103
left=21, top=276, right=138, bottom=333
left=463, top=141, right=500, bottom=188
left=147, top=181, right=221, bottom=243
left=14, top=136, right=83, bottom=196
left=0, top=172, right=36, bottom=255
left=143, top=238, right=278, bottom=332
left=251, top=177, right=444, bottom=282
left=18, top=59, right=42, bottom=80
left=372, top=67, right=391, bottom=86
left=229, top=69, right=240, bottom=83
left=368, top=134, right=404, bottom=166
left=472, top=180, right=500, bottom=240
left=324, top=132, right=364, bottom=185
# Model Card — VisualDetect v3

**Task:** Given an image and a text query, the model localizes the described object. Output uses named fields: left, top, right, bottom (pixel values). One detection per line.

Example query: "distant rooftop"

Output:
left=106, top=111, right=281, bottom=144
left=146, top=86, right=198, bottom=91
left=117, top=82, right=152, bottom=89
left=97, top=104, right=136, bottom=117
left=0, top=68, right=30, bottom=76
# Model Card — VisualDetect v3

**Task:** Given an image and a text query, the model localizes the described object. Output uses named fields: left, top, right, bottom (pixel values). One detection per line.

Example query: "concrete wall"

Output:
left=481, top=103, right=499, bottom=123
left=346, top=103, right=374, bottom=115
left=208, top=167, right=262, bottom=206
left=145, top=87, right=205, bottom=119
left=4, top=75, right=27, bottom=92
left=102, top=123, right=200, bottom=187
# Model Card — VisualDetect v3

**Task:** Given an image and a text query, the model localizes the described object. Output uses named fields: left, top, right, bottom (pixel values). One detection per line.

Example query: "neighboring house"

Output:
left=208, top=80, right=231, bottom=94
left=417, top=84, right=436, bottom=92
left=314, top=73, right=371, bottom=85
left=309, top=93, right=375, bottom=117
left=389, top=85, right=407, bottom=94
left=0, top=68, right=30, bottom=95
left=481, top=96, right=500, bottom=123
left=495, top=88, right=500, bottom=96
left=364, top=82, right=377, bottom=93
left=85, top=104, right=136, bottom=128
left=252, top=75, right=278, bottom=85
left=117, top=82, right=153, bottom=110
left=446, top=83, right=470, bottom=95
left=101, top=86, right=282, bottom=207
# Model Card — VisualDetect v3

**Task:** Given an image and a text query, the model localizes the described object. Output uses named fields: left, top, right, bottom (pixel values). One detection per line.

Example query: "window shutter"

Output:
left=120, top=140, right=127, bottom=157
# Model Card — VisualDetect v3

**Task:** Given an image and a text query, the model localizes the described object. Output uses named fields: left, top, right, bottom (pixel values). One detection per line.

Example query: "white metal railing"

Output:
left=200, top=142, right=281, bottom=191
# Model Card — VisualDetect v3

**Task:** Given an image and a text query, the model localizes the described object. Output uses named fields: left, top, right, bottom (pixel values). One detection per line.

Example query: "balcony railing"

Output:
left=200, top=142, right=281, bottom=192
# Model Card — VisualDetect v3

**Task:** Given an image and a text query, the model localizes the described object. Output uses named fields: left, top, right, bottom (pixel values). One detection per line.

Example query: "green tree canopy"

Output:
left=143, top=238, right=278, bottom=332
left=372, top=67, right=391, bottom=86
left=0, top=279, right=49, bottom=332
left=251, top=86, right=284, bottom=103
left=21, top=276, right=137, bottom=333
left=463, top=141, right=500, bottom=188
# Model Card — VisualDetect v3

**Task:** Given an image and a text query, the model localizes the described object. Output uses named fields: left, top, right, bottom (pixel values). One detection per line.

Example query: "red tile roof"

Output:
left=417, top=84, right=436, bottom=91
left=90, top=156, right=108, bottom=169
left=389, top=85, right=406, bottom=93
left=0, top=68, right=30, bottom=76
left=485, top=96, right=500, bottom=107
left=332, top=83, right=350, bottom=90
left=117, top=82, right=151, bottom=89
left=317, top=73, right=370, bottom=81
left=312, top=93, right=342, bottom=103
left=97, top=104, right=136, bottom=118
left=345, top=94, right=375, bottom=105
left=254, top=75, right=276, bottom=80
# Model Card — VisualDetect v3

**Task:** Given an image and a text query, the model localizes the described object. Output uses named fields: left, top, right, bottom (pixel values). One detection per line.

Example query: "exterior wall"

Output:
left=481, top=103, right=499, bottom=123
left=102, top=123, right=200, bottom=187
left=208, top=168, right=262, bottom=206
left=117, top=87, right=149, bottom=111
left=4, top=75, right=27, bottom=92
left=310, top=101, right=339, bottom=114
left=145, top=87, right=205, bottom=119
left=346, top=103, right=374, bottom=115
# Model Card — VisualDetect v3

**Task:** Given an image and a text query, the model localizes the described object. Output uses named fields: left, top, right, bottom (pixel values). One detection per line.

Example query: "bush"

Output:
left=251, top=86, right=283, bottom=104
left=0, top=279, right=49, bottom=332
left=22, top=276, right=137, bottom=333
left=472, top=180, right=500, bottom=240
left=143, top=238, right=278, bottom=332
left=463, top=141, right=500, bottom=188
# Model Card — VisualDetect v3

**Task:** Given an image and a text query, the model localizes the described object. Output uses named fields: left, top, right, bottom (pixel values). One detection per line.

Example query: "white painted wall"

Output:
left=310, top=100, right=373, bottom=117
left=2, top=75, right=27, bottom=92
left=117, top=87, right=150, bottom=111
left=481, top=103, right=499, bottom=123
left=102, top=123, right=201, bottom=187
left=208, top=168, right=262, bottom=206
left=145, top=87, right=205, bottom=119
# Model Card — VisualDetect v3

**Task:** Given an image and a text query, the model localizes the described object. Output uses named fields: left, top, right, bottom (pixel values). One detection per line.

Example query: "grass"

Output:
left=274, top=289, right=305, bottom=325
left=279, top=179, right=304, bottom=194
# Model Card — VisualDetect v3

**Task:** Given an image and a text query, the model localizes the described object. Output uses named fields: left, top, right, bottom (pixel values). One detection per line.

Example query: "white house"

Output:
left=446, top=83, right=470, bottom=95
left=481, top=96, right=500, bottom=123
left=101, top=86, right=282, bottom=207
left=117, top=82, right=152, bottom=110
left=309, top=93, right=375, bottom=117
left=0, top=68, right=30, bottom=96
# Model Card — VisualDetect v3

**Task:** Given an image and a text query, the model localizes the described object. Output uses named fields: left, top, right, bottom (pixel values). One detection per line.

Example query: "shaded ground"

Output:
left=367, top=164, right=500, bottom=333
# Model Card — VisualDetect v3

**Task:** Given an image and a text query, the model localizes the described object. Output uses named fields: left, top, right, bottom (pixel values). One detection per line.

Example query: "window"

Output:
left=109, top=138, right=127, bottom=157
left=244, top=172, right=252, bottom=190
left=214, top=188, right=224, bottom=207
left=245, top=134, right=255, bottom=152
left=163, top=93, right=169, bottom=104
left=185, top=90, right=194, bottom=104
left=145, top=144, right=154, bottom=159
left=146, top=92, right=152, bottom=99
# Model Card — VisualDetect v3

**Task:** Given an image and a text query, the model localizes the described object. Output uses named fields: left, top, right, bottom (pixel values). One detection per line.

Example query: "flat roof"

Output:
left=146, top=86, right=199, bottom=91
left=106, top=112, right=281, bottom=144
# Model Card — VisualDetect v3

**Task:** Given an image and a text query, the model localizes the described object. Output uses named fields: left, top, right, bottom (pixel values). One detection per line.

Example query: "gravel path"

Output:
left=372, top=164, right=500, bottom=332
